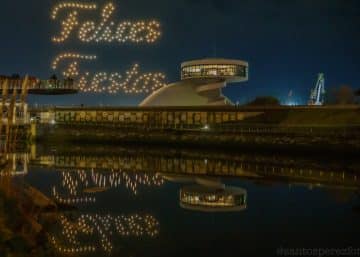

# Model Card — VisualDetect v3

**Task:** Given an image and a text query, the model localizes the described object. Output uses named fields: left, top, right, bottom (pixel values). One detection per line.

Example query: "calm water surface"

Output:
left=17, top=145, right=360, bottom=256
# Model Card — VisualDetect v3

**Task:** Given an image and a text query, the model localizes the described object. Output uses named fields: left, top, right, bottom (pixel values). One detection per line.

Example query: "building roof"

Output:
left=181, top=58, right=248, bottom=68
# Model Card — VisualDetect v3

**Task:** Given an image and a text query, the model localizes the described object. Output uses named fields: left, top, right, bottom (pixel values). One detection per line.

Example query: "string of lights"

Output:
left=51, top=2, right=97, bottom=20
left=51, top=2, right=161, bottom=43
left=50, top=213, right=159, bottom=253
left=52, top=169, right=164, bottom=204
left=52, top=53, right=166, bottom=93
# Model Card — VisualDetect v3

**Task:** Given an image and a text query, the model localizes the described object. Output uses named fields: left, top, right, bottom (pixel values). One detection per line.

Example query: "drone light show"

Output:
left=50, top=1, right=166, bottom=94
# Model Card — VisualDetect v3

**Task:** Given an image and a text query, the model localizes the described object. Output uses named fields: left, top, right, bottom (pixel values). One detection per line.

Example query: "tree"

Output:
left=49, top=74, right=58, bottom=80
left=325, top=85, right=355, bottom=105
left=11, top=74, right=20, bottom=79
left=335, top=85, right=355, bottom=105
left=246, top=96, right=280, bottom=106
left=355, top=89, right=360, bottom=96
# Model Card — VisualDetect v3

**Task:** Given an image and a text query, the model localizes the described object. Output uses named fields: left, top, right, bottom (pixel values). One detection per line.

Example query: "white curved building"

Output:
left=140, top=58, right=248, bottom=106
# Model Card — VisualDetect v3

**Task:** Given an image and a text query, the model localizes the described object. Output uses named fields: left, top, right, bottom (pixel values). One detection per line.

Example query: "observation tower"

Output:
left=140, top=58, right=248, bottom=106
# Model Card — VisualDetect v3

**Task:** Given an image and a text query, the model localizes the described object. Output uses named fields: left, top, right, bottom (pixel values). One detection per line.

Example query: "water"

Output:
left=3, top=144, right=360, bottom=256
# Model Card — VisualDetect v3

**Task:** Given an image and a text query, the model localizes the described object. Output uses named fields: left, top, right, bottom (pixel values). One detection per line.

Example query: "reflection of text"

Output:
left=50, top=214, right=159, bottom=253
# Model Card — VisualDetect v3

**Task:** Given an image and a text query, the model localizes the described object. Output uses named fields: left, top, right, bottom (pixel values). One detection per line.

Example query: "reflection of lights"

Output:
left=202, top=124, right=209, bottom=130
left=51, top=2, right=161, bottom=44
left=52, top=169, right=164, bottom=203
left=50, top=213, right=159, bottom=253
left=180, top=185, right=247, bottom=212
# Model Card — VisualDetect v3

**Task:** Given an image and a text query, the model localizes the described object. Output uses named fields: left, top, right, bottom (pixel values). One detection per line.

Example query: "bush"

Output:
left=246, top=96, right=280, bottom=106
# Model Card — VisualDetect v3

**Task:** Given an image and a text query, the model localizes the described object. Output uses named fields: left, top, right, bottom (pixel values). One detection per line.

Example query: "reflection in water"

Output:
left=1, top=144, right=360, bottom=256
left=0, top=153, right=29, bottom=176
left=49, top=213, right=159, bottom=254
left=161, top=174, right=247, bottom=212
left=32, top=146, right=360, bottom=190
left=180, top=185, right=247, bottom=212
left=52, top=169, right=164, bottom=204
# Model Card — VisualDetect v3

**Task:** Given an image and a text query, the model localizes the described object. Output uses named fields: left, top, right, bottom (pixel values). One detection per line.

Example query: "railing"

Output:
left=0, top=78, right=77, bottom=91
left=33, top=80, right=77, bottom=90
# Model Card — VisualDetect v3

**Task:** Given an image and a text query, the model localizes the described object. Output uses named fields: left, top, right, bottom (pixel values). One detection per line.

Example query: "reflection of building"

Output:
left=0, top=153, right=29, bottom=176
left=32, top=149, right=360, bottom=190
left=160, top=173, right=247, bottom=212
left=180, top=185, right=247, bottom=212
left=140, top=58, right=248, bottom=106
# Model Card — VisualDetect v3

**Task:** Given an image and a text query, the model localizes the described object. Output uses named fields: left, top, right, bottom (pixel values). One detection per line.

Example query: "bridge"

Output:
left=0, top=76, right=78, bottom=95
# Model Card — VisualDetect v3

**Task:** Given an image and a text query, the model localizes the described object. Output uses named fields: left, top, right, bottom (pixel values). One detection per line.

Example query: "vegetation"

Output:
left=246, top=96, right=280, bottom=106
left=10, top=74, right=20, bottom=79
left=0, top=189, right=54, bottom=257
left=326, top=85, right=356, bottom=105
left=49, top=74, right=58, bottom=80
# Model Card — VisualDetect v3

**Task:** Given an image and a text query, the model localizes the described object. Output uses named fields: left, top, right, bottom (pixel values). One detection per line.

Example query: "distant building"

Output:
left=140, top=58, right=248, bottom=106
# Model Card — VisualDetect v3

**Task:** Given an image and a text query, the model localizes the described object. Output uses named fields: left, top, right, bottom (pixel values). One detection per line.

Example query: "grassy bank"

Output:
left=36, top=123, right=360, bottom=154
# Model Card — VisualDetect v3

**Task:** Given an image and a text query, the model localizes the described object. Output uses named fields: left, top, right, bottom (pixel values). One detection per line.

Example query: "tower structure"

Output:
left=308, top=73, right=325, bottom=106
left=140, top=58, right=248, bottom=106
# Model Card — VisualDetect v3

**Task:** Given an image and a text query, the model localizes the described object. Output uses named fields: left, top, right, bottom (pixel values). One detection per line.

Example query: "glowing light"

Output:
left=51, top=2, right=97, bottom=20
left=50, top=213, right=159, bottom=253
left=52, top=53, right=166, bottom=94
left=51, top=2, right=161, bottom=44
left=51, top=53, right=97, bottom=71
left=52, top=169, right=164, bottom=203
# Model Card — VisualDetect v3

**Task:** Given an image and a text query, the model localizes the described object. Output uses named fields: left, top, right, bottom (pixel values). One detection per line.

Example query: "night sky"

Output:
left=0, top=0, right=359, bottom=106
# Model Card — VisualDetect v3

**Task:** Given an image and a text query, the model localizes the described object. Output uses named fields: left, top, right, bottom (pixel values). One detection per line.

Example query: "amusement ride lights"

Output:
left=49, top=213, right=159, bottom=253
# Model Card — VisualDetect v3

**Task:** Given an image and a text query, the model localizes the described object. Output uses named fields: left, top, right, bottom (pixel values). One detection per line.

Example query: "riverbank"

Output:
left=0, top=180, right=56, bottom=257
left=35, top=123, right=360, bottom=153
left=30, top=106, right=360, bottom=152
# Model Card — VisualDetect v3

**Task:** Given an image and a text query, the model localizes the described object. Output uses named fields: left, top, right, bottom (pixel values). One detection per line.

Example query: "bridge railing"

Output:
left=34, top=79, right=77, bottom=90
left=0, top=77, right=38, bottom=90
left=0, top=78, right=77, bottom=90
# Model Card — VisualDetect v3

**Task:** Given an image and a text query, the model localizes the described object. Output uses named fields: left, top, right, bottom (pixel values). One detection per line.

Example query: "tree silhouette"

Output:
left=246, top=96, right=280, bottom=106
left=49, top=74, right=58, bottom=80
left=11, top=74, right=20, bottom=79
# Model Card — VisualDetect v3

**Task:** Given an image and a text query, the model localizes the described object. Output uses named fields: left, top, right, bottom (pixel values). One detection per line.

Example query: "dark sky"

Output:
left=0, top=0, right=359, bottom=105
